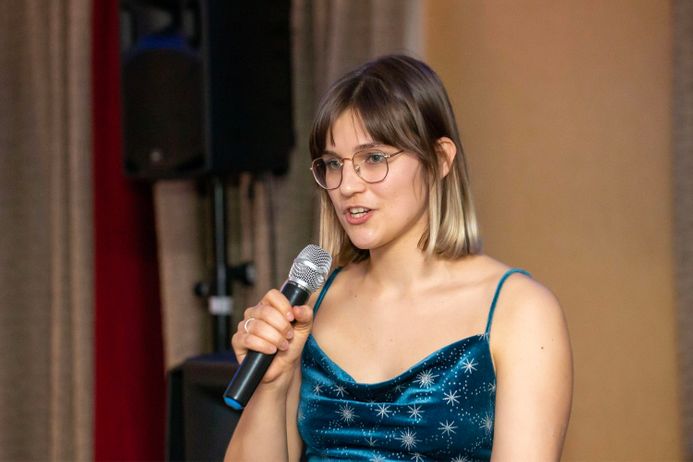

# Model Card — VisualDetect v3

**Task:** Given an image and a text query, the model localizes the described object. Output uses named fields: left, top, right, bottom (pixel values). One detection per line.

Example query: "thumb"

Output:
left=291, top=304, right=314, bottom=334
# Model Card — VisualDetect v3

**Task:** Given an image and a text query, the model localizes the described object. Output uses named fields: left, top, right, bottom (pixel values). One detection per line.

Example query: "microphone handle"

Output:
left=223, top=281, right=310, bottom=410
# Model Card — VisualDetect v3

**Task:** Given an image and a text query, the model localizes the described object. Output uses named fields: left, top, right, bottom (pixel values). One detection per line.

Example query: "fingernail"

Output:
left=286, top=329, right=294, bottom=339
left=286, top=311, right=294, bottom=321
left=280, top=340, right=289, bottom=351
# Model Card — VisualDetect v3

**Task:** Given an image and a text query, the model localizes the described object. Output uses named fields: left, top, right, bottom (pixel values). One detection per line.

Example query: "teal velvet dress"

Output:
left=298, top=267, right=530, bottom=461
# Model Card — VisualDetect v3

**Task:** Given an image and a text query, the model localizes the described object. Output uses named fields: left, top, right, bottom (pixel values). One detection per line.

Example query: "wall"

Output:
left=423, top=1, right=681, bottom=460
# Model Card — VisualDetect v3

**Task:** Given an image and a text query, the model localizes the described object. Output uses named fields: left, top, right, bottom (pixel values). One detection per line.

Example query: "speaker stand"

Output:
left=195, top=175, right=255, bottom=352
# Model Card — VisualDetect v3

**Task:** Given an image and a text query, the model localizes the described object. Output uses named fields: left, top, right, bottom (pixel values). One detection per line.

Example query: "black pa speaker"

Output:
left=167, top=352, right=241, bottom=461
left=120, top=0, right=294, bottom=179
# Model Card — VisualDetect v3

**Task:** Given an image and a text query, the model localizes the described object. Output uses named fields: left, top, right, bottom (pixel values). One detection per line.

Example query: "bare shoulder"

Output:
left=488, top=267, right=572, bottom=369
left=452, top=255, right=563, bottom=321
left=496, top=271, right=563, bottom=325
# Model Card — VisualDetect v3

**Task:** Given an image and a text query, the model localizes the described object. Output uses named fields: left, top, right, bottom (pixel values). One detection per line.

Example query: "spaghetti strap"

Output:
left=313, top=267, right=342, bottom=315
left=484, top=268, right=531, bottom=336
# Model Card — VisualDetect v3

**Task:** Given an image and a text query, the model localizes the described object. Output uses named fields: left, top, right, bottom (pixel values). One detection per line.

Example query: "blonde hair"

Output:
left=310, top=55, right=482, bottom=265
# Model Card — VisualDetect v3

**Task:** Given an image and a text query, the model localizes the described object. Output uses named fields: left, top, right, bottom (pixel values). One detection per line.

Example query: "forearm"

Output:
left=226, top=294, right=313, bottom=461
left=224, top=374, right=293, bottom=462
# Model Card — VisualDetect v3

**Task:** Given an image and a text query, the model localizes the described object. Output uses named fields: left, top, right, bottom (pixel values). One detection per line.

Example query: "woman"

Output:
left=225, top=55, right=572, bottom=461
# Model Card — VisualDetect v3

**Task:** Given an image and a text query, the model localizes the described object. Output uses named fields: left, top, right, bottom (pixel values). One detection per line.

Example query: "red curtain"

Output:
left=92, top=0, right=166, bottom=459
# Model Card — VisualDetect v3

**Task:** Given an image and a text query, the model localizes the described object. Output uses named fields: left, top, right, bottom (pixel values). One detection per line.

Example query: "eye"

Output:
left=322, top=157, right=342, bottom=171
left=364, top=151, right=387, bottom=164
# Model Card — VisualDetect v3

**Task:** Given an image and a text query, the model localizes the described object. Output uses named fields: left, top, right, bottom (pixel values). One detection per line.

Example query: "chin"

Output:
left=345, top=235, right=379, bottom=252
left=348, top=240, right=374, bottom=251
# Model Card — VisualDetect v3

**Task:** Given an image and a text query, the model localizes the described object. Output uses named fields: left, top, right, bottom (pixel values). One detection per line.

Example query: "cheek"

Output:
left=412, top=177, right=428, bottom=204
left=327, top=191, right=340, bottom=211
left=413, top=167, right=432, bottom=207
left=391, top=167, right=429, bottom=206
left=326, top=192, right=348, bottom=224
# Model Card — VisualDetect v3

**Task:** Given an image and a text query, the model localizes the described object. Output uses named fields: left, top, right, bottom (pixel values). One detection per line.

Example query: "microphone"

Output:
left=223, top=244, right=332, bottom=410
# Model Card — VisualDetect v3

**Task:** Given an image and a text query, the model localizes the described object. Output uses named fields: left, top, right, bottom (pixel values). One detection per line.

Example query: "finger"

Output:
left=292, top=305, right=314, bottom=324
left=251, top=303, right=294, bottom=338
left=231, top=331, right=241, bottom=352
left=230, top=331, right=249, bottom=362
left=243, top=331, right=282, bottom=355
left=261, top=289, right=295, bottom=321
left=242, top=318, right=290, bottom=352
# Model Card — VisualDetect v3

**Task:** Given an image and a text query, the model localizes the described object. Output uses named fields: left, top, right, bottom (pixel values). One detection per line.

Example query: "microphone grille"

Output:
left=288, top=244, right=333, bottom=293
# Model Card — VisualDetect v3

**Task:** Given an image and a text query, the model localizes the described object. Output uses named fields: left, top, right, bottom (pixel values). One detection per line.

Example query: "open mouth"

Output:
left=348, top=207, right=371, bottom=218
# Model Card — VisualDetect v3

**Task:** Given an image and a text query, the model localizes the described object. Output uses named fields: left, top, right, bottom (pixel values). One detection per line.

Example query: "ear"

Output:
left=436, top=137, right=457, bottom=178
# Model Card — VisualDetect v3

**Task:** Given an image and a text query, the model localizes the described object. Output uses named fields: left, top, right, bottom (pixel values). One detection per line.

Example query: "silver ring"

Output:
left=243, top=317, right=255, bottom=333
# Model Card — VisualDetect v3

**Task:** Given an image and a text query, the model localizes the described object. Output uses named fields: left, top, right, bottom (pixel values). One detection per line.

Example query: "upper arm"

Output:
left=489, top=276, right=573, bottom=461
left=286, top=365, right=304, bottom=462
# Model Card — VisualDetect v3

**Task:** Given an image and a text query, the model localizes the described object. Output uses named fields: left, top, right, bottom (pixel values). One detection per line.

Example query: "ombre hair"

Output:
left=310, top=54, right=482, bottom=265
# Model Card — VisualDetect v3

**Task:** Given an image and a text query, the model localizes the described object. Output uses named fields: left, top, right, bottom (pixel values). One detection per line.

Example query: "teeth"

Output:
left=348, top=207, right=370, bottom=217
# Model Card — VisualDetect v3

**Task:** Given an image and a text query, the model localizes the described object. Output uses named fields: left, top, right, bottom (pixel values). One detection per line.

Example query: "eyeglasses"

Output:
left=310, top=149, right=405, bottom=190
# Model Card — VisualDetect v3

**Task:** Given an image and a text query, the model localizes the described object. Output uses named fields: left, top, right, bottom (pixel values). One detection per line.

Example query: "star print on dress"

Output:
left=443, top=390, right=460, bottom=406
left=374, top=403, right=392, bottom=419
left=410, top=452, right=424, bottom=462
left=415, top=369, right=439, bottom=388
left=438, top=420, right=457, bottom=436
left=451, top=456, right=471, bottom=462
left=407, top=404, right=423, bottom=420
left=333, top=384, right=348, bottom=397
left=336, top=403, right=357, bottom=423
left=397, top=429, right=418, bottom=451
left=480, top=413, right=493, bottom=434
left=462, top=357, right=478, bottom=374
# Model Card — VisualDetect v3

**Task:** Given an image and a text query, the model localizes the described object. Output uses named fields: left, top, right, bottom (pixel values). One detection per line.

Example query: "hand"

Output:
left=231, top=289, right=314, bottom=384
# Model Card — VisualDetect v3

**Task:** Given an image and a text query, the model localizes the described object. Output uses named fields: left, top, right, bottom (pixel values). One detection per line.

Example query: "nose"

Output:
left=338, top=160, right=366, bottom=195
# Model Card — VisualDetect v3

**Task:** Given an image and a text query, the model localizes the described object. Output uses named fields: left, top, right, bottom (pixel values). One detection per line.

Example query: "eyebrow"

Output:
left=322, top=142, right=385, bottom=157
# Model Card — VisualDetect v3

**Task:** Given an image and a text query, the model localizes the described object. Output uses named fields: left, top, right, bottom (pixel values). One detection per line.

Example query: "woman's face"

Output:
left=325, top=110, right=429, bottom=254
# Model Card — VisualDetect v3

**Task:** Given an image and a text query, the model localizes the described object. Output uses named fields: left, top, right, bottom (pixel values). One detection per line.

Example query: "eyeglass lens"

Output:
left=312, top=150, right=391, bottom=189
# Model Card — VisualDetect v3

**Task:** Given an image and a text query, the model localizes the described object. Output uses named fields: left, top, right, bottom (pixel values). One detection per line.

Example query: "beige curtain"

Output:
left=158, top=0, right=422, bottom=369
left=674, top=0, right=693, bottom=458
left=0, top=1, right=92, bottom=460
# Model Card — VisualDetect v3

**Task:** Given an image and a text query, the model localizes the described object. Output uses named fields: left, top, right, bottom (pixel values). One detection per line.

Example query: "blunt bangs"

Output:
left=311, top=61, right=434, bottom=161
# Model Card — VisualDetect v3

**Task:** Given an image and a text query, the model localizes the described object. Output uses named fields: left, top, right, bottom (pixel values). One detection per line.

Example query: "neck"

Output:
left=361, top=235, right=448, bottom=295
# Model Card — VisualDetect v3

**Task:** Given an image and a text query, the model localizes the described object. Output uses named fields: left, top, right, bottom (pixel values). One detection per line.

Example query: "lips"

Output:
left=343, top=206, right=373, bottom=225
